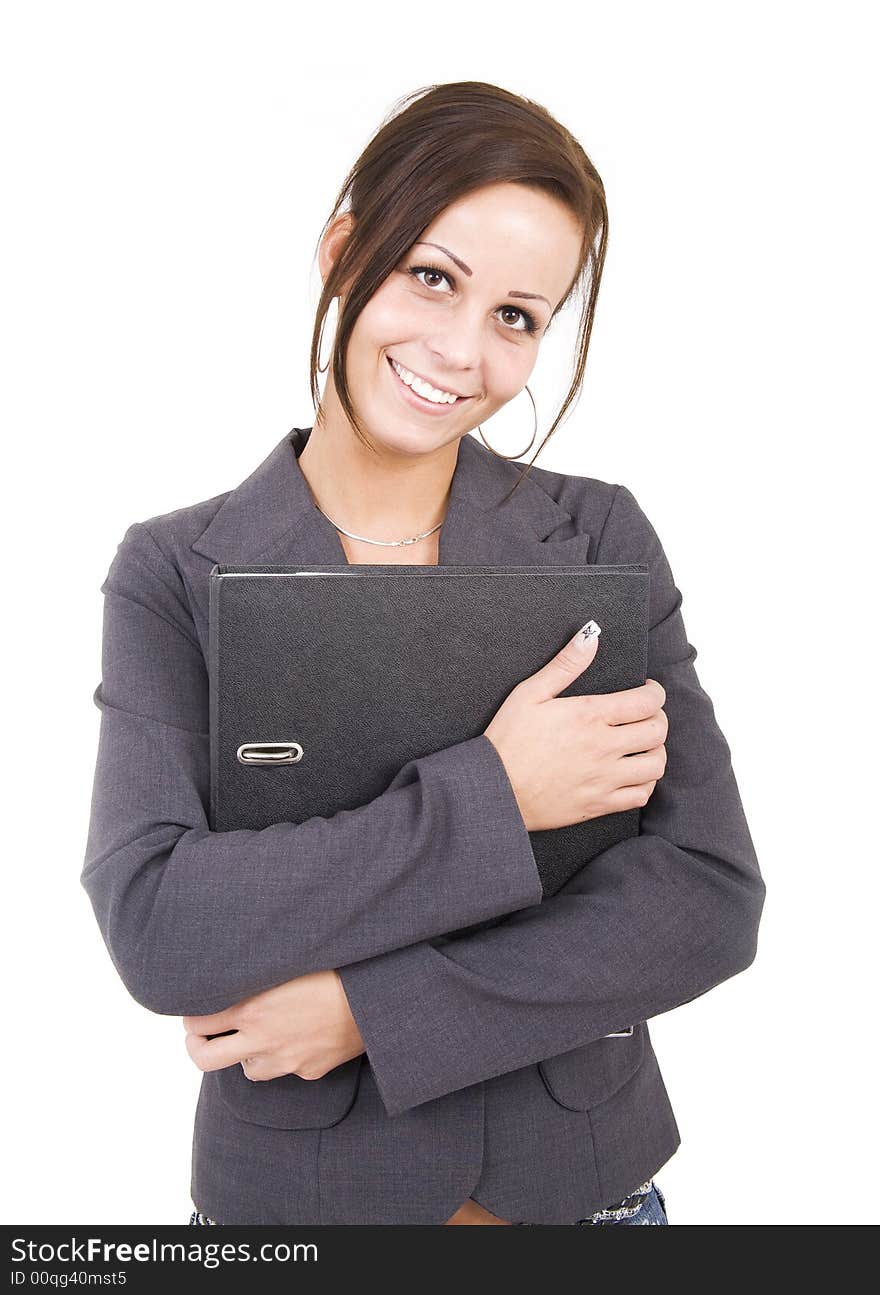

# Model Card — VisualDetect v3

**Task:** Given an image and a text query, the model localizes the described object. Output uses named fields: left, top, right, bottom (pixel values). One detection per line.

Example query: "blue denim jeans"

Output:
left=189, top=1180, right=668, bottom=1227
left=517, top=1180, right=668, bottom=1226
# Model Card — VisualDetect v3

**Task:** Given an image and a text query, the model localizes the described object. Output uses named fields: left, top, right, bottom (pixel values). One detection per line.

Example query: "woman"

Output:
left=81, top=81, right=765, bottom=1227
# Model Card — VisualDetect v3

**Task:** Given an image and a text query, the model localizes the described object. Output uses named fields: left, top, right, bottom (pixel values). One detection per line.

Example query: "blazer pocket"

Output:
left=537, top=1024, right=645, bottom=1111
left=210, top=1053, right=364, bottom=1130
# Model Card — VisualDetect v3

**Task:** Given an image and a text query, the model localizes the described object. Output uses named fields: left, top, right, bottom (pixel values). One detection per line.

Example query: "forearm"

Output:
left=340, top=808, right=764, bottom=1117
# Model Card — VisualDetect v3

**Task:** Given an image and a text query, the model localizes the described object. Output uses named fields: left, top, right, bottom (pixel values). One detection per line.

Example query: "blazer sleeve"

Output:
left=80, top=521, right=544, bottom=1018
left=336, top=483, right=767, bottom=1117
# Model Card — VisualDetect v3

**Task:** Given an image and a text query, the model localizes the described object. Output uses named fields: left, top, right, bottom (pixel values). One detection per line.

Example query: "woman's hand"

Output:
left=182, top=969, right=366, bottom=1082
left=484, top=620, right=668, bottom=832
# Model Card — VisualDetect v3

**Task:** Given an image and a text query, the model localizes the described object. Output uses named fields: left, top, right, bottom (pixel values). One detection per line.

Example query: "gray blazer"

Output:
left=81, top=425, right=765, bottom=1225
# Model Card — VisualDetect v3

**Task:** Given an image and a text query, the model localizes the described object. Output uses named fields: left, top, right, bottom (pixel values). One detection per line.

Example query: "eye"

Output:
left=409, top=264, right=454, bottom=293
left=407, top=262, right=540, bottom=337
left=497, top=305, right=538, bottom=335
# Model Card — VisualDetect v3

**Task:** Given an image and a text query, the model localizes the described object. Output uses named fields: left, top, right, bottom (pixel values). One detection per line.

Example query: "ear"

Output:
left=318, top=211, right=356, bottom=294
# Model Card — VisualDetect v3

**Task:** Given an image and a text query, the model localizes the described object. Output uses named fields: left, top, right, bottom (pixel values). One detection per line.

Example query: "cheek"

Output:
left=486, top=346, right=534, bottom=401
left=355, top=284, right=422, bottom=351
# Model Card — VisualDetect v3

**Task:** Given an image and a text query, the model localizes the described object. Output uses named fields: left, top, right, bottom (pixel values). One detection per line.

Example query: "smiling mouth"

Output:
left=386, top=355, right=474, bottom=404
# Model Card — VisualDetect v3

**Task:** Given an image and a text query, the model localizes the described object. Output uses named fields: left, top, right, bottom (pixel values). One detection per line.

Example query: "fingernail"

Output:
left=576, top=619, right=601, bottom=649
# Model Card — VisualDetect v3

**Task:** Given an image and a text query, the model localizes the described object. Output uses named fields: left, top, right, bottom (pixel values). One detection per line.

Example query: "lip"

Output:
left=386, top=355, right=474, bottom=409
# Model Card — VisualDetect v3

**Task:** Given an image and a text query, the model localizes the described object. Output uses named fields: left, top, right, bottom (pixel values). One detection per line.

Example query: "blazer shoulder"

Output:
left=522, top=460, right=623, bottom=549
left=525, top=462, right=671, bottom=568
left=104, top=488, right=230, bottom=595
left=126, top=490, right=231, bottom=566
left=100, top=491, right=232, bottom=648
left=524, top=458, right=616, bottom=512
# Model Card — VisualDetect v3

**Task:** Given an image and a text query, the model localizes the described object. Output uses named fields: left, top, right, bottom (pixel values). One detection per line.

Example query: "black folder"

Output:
left=208, top=563, right=649, bottom=921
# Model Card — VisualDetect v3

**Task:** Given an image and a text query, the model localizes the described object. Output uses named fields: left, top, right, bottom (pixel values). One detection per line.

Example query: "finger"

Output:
left=610, top=713, right=668, bottom=758
left=603, top=679, right=666, bottom=726
left=182, top=1006, right=240, bottom=1035
left=241, top=1055, right=287, bottom=1083
left=185, top=1028, right=253, bottom=1073
left=603, top=779, right=659, bottom=812
left=521, top=620, right=601, bottom=704
left=611, top=748, right=667, bottom=788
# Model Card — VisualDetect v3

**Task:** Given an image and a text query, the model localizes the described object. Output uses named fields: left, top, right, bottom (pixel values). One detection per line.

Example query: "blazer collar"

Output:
left=191, top=426, right=591, bottom=568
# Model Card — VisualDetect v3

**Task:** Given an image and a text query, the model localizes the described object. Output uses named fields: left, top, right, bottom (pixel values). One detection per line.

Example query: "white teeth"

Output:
left=390, top=358, right=459, bottom=404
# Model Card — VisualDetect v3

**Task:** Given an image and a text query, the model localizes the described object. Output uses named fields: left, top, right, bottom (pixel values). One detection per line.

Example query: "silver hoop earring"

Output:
left=316, top=306, right=335, bottom=375
left=476, top=385, right=538, bottom=460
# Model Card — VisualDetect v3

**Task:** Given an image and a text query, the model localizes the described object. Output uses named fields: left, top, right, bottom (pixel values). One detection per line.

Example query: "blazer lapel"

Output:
left=191, top=425, right=592, bottom=572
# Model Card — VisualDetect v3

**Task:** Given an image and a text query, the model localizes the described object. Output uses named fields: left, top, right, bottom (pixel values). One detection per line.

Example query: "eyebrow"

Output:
left=413, top=241, right=551, bottom=309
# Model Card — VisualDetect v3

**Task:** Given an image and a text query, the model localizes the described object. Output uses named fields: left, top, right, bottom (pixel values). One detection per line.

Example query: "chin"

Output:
left=375, top=427, right=448, bottom=458
left=361, top=403, right=461, bottom=459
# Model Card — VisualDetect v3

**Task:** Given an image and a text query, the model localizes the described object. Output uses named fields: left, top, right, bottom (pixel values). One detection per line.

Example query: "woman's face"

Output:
left=325, top=181, right=584, bottom=459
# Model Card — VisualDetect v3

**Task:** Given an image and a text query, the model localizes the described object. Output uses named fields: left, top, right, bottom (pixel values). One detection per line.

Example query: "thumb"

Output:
left=521, top=619, right=602, bottom=704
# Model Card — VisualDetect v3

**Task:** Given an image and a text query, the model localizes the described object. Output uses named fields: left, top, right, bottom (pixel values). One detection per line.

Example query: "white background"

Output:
left=2, top=0, right=876, bottom=1226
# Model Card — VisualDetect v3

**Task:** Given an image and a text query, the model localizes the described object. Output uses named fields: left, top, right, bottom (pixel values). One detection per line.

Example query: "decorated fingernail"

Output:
left=577, top=619, right=601, bottom=648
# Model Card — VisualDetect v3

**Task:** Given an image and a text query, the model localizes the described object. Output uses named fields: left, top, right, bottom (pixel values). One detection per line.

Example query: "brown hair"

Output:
left=309, top=80, right=608, bottom=503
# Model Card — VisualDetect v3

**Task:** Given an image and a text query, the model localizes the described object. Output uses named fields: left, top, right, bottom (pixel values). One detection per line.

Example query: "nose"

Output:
left=424, top=315, right=482, bottom=389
